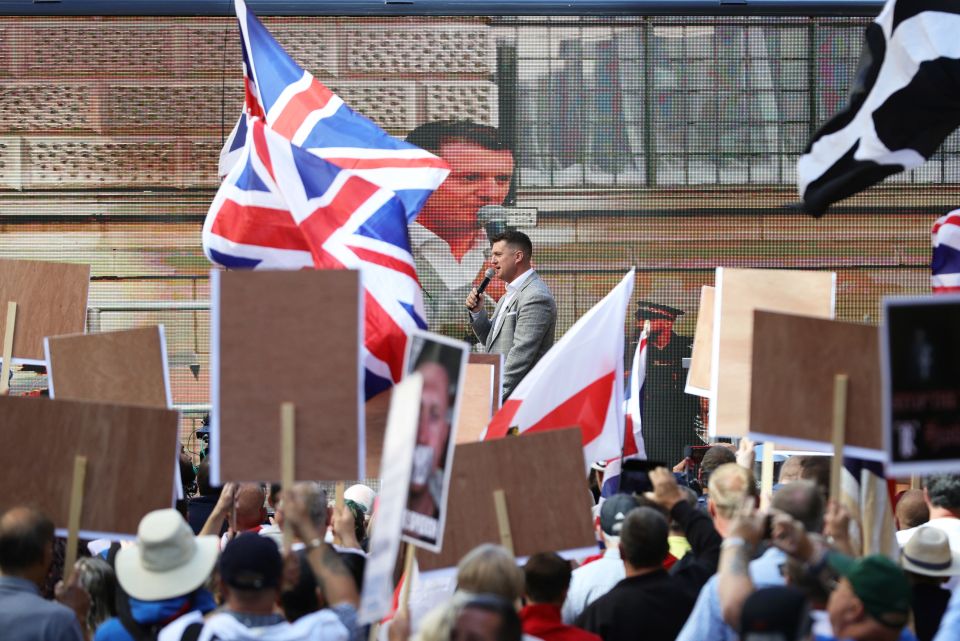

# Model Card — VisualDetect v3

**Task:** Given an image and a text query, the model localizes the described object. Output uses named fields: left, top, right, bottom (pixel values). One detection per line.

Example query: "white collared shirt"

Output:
left=491, top=268, right=536, bottom=335
left=408, top=222, right=488, bottom=291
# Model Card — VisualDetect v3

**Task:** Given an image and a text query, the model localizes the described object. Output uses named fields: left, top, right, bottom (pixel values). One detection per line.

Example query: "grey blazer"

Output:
left=469, top=271, right=557, bottom=399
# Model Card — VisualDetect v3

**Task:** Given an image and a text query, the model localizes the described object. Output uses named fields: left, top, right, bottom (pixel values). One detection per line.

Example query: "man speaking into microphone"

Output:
left=466, top=230, right=557, bottom=400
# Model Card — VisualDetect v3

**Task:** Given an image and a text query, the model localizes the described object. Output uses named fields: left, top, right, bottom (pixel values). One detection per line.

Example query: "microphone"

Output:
left=476, top=267, right=496, bottom=296
left=477, top=205, right=509, bottom=241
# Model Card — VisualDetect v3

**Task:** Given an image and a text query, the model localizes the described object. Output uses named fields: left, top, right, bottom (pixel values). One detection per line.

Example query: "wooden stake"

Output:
left=910, top=475, right=922, bottom=490
left=399, top=543, right=416, bottom=612
left=0, top=302, right=17, bottom=396
left=63, top=455, right=87, bottom=581
left=760, top=442, right=775, bottom=511
left=493, top=489, right=514, bottom=555
left=830, top=374, right=849, bottom=505
left=281, top=402, right=295, bottom=551
left=335, top=481, right=345, bottom=510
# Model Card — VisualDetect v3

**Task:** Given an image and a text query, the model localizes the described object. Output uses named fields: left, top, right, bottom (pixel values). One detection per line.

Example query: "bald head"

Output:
left=896, top=489, right=929, bottom=530
left=0, top=506, right=54, bottom=575
left=771, top=481, right=824, bottom=533
left=235, top=483, right=267, bottom=530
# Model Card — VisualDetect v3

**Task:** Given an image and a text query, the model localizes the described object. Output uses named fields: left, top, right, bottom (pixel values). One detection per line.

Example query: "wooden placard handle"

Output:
left=760, top=441, right=775, bottom=511
left=63, top=455, right=88, bottom=581
left=0, top=302, right=17, bottom=396
left=830, top=374, right=849, bottom=505
left=281, top=402, right=295, bottom=551
left=493, top=488, right=514, bottom=555
left=399, top=543, right=416, bottom=612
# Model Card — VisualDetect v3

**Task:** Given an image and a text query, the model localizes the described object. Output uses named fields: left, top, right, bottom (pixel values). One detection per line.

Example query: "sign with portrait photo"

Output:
left=882, top=294, right=960, bottom=475
left=401, top=330, right=470, bottom=552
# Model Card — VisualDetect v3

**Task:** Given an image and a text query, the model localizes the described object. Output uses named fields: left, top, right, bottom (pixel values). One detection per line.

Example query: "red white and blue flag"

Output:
left=219, top=0, right=448, bottom=217
left=207, top=117, right=428, bottom=398
left=600, top=322, right=648, bottom=498
left=205, top=0, right=450, bottom=399
left=932, top=209, right=960, bottom=293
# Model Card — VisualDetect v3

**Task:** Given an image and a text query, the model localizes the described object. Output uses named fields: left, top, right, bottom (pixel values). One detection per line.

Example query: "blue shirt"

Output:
left=676, top=547, right=786, bottom=641
left=0, top=575, right=85, bottom=641
left=816, top=630, right=916, bottom=641
left=933, top=585, right=960, bottom=641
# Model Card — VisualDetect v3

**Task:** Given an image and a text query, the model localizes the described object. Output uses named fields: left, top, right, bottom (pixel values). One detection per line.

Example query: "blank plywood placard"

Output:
left=212, top=269, right=363, bottom=483
left=710, top=268, right=835, bottom=438
left=0, top=259, right=90, bottom=363
left=685, top=285, right=714, bottom=397
left=0, top=395, right=178, bottom=537
left=417, top=428, right=595, bottom=572
left=46, top=326, right=170, bottom=408
left=469, top=353, right=503, bottom=410
left=455, top=363, right=495, bottom=444
left=749, top=311, right=883, bottom=458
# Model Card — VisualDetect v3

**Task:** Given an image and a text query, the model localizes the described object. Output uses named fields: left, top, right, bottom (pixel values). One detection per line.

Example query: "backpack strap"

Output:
left=180, top=622, right=204, bottom=641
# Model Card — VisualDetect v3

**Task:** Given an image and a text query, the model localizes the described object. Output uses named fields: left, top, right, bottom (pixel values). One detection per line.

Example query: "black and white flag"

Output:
left=798, top=0, right=960, bottom=218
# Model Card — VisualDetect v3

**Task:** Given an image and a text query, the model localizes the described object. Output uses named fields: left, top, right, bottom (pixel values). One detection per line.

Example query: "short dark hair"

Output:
left=927, top=474, right=960, bottom=510
left=0, top=507, right=54, bottom=573
left=619, top=506, right=669, bottom=569
left=523, top=552, right=571, bottom=603
left=700, top=446, right=736, bottom=487
left=405, top=120, right=509, bottom=155
left=771, top=481, right=825, bottom=533
left=797, top=456, right=831, bottom=497
left=196, top=461, right=220, bottom=497
left=491, top=230, right=533, bottom=259
left=460, top=593, right=523, bottom=641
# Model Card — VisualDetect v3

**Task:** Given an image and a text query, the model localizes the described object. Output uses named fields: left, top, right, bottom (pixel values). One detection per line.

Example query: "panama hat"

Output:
left=115, top=509, right=219, bottom=601
left=900, top=526, right=960, bottom=578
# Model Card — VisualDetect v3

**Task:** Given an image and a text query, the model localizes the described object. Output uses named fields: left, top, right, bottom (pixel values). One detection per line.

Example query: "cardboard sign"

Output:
left=0, top=395, right=178, bottom=538
left=469, top=352, right=504, bottom=409
left=882, top=295, right=960, bottom=475
left=685, top=285, right=714, bottom=397
left=358, top=374, right=423, bottom=624
left=211, top=269, right=363, bottom=483
left=710, top=268, right=835, bottom=438
left=0, top=259, right=90, bottom=364
left=455, top=363, right=496, bottom=444
left=417, top=428, right=596, bottom=572
left=45, top=326, right=171, bottom=408
left=750, top=311, right=883, bottom=459
left=401, top=330, right=470, bottom=553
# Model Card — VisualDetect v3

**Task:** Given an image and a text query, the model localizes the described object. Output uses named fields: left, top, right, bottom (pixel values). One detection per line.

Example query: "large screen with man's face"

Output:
left=0, top=12, right=955, bottom=460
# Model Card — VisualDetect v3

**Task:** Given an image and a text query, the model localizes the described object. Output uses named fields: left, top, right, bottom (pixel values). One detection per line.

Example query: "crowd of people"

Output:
left=4, top=449, right=960, bottom=641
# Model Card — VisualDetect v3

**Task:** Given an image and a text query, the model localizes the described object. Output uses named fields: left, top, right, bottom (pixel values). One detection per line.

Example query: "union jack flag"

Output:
left=205, top=0, right=450, bottom=399
left=219, top=0, right=448, bottom=216
left=932, top=209, right=960, bottom=293
left=207, top=117, right=427, bottom=398
left=600, top=322, right=648, bottom=497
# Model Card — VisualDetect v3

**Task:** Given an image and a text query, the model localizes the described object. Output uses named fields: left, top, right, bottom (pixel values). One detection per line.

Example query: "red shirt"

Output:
left=520, top=604, right=603, bottom=641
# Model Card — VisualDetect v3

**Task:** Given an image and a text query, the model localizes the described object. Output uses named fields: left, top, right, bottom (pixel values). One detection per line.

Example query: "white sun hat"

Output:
left=900, top=526, right=960, bottom=578
left=115, top=509, right=219, bottom=601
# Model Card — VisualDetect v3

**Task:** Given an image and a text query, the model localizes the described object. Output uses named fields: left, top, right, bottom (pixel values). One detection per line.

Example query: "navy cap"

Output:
left=600, top=493, right=640, bottom=537
left=219, top=532, right=282, bottom=591
left=740, top=586, right=811, bottom=641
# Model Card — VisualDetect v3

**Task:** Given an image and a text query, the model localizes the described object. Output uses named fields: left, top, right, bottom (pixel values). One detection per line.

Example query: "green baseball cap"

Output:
left=828, top=553, right=911, bottom=628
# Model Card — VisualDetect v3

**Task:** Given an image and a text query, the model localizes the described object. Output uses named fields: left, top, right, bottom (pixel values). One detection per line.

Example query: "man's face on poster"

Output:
left=424, top=142, right=514, bottom=226
left=411, top=362, right=452, bottom=490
